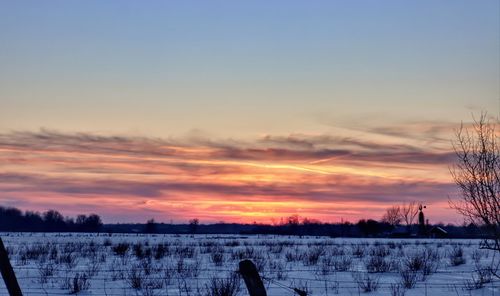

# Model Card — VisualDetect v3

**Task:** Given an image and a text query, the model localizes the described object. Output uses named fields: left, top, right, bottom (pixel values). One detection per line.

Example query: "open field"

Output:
left=0, top=233, right=498, bottom=295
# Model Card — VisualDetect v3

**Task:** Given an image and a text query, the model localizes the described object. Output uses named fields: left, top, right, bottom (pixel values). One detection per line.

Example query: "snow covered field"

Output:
left=0, top=233, right=498, bottom=296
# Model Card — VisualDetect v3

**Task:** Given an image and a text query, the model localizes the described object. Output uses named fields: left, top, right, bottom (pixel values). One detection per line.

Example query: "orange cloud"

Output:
left=0, top=128, right=460, bottom=223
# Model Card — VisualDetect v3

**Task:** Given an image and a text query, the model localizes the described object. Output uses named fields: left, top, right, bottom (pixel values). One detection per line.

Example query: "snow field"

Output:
left=0, top=233, right=498, bottom=296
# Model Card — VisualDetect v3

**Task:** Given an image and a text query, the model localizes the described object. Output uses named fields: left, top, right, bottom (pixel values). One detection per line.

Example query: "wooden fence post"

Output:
left=0, top=237, right=22, bottom=296
left=239, top=260, right=267, bottom=296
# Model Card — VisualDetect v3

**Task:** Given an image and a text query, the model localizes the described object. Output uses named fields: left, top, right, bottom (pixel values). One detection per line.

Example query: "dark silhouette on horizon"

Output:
left=0, top=205, right=491, bottom=239
left=0, top=206, right=102, bottom=232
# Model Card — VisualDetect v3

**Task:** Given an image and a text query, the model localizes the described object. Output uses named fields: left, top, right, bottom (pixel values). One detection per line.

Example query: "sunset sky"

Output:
left=0, top=1, right=499, bottom=224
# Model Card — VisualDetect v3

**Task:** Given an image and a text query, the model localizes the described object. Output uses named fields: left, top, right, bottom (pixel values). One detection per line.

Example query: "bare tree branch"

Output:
left=400, top=201, right=419, bottom=227
left=450, top=112, right=500, bottom=278
left=381, top=205, right=401, bottom=226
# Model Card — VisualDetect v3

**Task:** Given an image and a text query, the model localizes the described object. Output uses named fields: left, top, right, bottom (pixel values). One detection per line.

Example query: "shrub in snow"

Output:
left=231, top=246, right=257, bottom=261
left=110, top=258, right=125, bottom=281
left=464, top=263, right=492, bottom=290
left=224, top=240, right=240, bottom=247
left=81, top=241, right=98, bottom=258
left=176, top=258, right=201, bottom=278
left=269, top=260, right=288, bottom=280
left=133, top=242, right=144, bottom=259
left=352, top=272, right=379, bottom=292
left=365, top=255, right=391, bottom=273
left=390, top=283, right=406, bottom=296
left=22, top=244, right=51, bottom=261
left=204, top=273, right=240, bottom=296
left=267, top=242, right=284, bottom=254
left=63, top=273, right=90, bottom=294
left=399, top=267, right=418, bottom=289
left=57, top=253, right=78, bottom=269
left=303, top=246, right=324, bottom=266
left=404, top=252, right=425, bottom=271
left=153, top=243, right=169, bottom=260
left=84, top=260, right=101, bottom=277
left=351, top=244, right=365, bottom=258
left=127, top=266, right=143, bottom=290
left=61, top=242, right=80, bottom=255
left=285, top=248, right=302, bottom=262
left=421, top=248, right=440, bottom=279
left=37, top=261, right=55, bottom=283
left=449, top=246, right=466, bottom=266
left=112, top=242, right=130, bottom=257
left=174, top=244, right=197, bottom=258
left=333, top=255, right=353, bottom=271
left=471, top=249, right=486, bottom=264
left=139, top=259, right=154, bottom=276
left=401, top=248, right=440, bottom=280
left=210, top=247, right=225, bottom=266
left=49, top=245, right=58, bottom=260
left=329, top=246, right=346, bottom=256
left=317, top=257, right=335, bottom=276
left=103, top=238, right=112, bottom=247
left=369, top=245, right=390, bottom=257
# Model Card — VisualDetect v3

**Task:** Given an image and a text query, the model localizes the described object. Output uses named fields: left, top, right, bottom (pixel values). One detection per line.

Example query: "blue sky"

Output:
left=1, top=0, right=498, bottom=137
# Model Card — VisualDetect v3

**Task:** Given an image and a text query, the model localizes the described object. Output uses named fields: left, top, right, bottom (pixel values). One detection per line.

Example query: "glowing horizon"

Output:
left=0, top=126, right=463, bottom=224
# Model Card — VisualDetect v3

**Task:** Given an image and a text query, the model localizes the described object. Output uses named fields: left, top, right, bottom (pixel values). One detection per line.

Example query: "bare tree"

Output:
left=450, top=113, right=499, bottom=278
left=400, top=201, right=418, bottom=227
left=381, top=205, right=401, bottom=226
left=450, top=114, right=500, bottom=245
left=188, top=218, right=199, bottom=234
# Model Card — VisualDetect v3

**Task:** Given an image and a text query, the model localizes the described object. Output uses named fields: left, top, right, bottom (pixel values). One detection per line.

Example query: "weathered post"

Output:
left=0, top=237, right=22, bottom=296
left=239, top=259, right=267, bottom=296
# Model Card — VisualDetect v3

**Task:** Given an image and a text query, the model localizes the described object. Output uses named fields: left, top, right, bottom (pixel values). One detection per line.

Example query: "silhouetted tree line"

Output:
left=0, top=206, right=102, bottom=232
left=103, top=216, right=489, bottom=239
left=0, top=205, right=490, bottom=238
left=240, top=218, right=393, bottom=237
left=233, top=218, right=489, bottom=238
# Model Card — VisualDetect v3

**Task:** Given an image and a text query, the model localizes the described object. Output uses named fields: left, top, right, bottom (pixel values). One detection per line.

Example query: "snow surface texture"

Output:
left=0, top=233, right=498, bottom=296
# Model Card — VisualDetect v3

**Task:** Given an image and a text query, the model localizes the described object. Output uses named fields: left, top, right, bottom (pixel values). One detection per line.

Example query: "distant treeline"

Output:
left=106, top=219, right=487, bottom=239
left=0, top=206, right=102, bottom=232
left=0, top=205, right=488, bottom=238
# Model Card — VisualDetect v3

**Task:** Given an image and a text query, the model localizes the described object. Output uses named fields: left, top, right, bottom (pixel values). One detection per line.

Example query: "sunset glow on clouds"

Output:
left=0, top=124, right=460, bottom=223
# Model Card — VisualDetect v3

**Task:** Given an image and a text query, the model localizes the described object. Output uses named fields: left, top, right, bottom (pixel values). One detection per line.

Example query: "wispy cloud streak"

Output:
left=0, top=127, right=458, bottom=223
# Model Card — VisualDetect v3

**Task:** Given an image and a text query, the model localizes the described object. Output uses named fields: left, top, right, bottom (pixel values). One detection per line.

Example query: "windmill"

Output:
left=418, top=203, right=427, bottom=236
